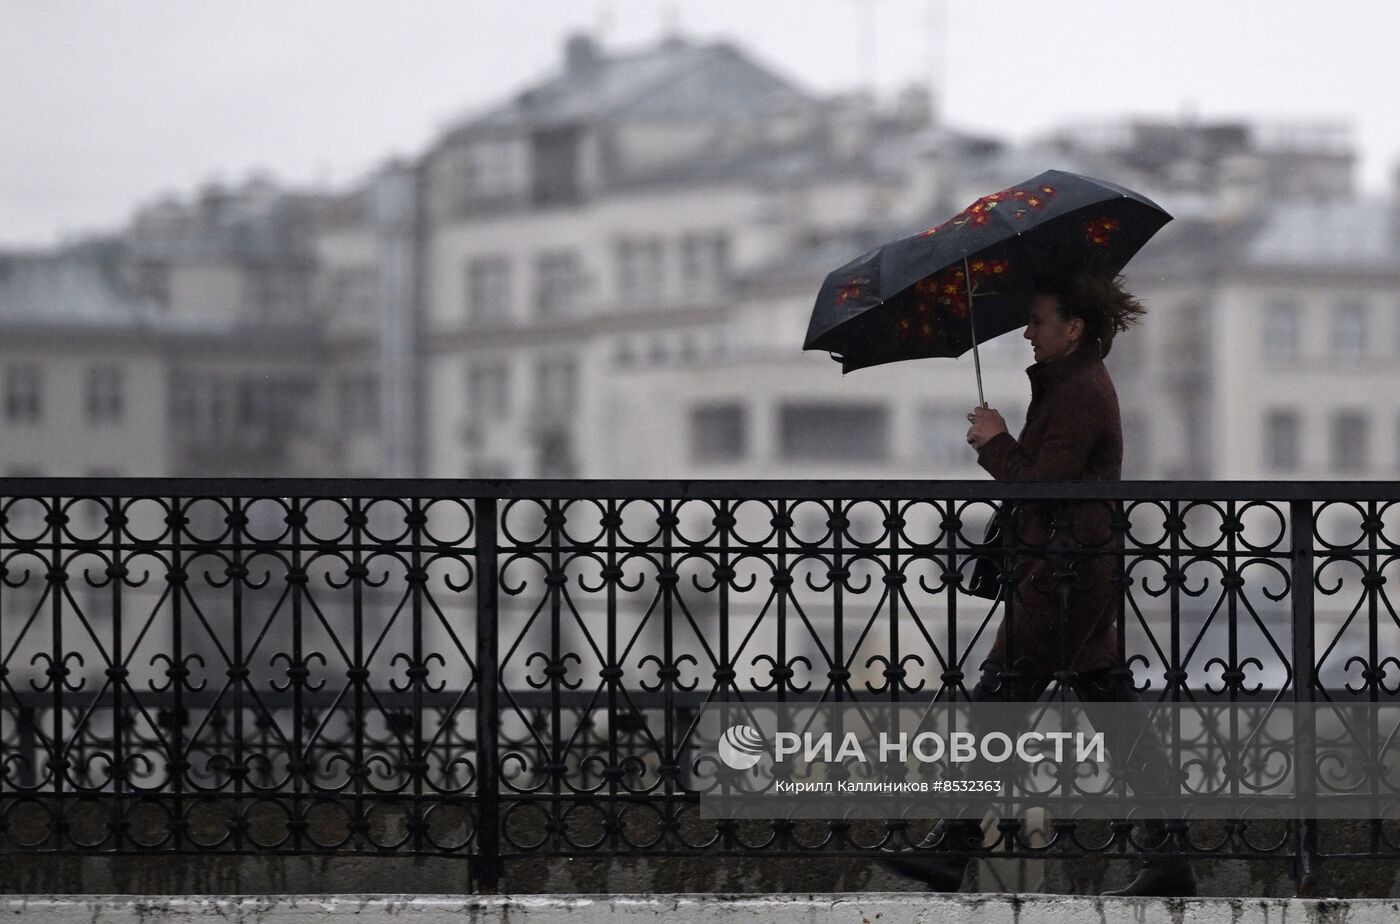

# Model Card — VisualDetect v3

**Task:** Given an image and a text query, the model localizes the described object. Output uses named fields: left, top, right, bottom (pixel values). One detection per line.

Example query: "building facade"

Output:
left=1, top=32, right=1395, bottom=485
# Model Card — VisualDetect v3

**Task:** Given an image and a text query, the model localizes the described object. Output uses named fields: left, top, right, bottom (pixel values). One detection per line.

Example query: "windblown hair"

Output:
left=1032, top=271, right=1147, bottom=358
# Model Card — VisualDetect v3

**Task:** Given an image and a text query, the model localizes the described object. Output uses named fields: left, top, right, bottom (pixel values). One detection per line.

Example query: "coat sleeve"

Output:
left=976, top=377, right=1104, bottom=481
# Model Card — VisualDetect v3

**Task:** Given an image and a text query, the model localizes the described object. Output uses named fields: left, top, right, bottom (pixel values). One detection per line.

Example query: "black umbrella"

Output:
left=803, top=169, right=1172, bottom=398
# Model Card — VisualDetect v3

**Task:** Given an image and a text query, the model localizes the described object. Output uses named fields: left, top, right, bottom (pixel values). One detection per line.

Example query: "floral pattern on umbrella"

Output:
left=1084, top=216, right=1121, bottom=246
left=896, top=257, right=1011, bottom=341
left=836, top=276, right=869, bottom=304
left=919, top=184, right=1057, bottom=237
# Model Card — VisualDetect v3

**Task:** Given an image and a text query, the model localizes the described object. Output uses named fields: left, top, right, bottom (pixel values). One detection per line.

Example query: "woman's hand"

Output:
left=966, top=405, right=1008, bottom=451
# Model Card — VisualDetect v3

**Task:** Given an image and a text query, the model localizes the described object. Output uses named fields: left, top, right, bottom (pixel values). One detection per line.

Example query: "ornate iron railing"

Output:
left=1, top=479, right=1398, bottom=894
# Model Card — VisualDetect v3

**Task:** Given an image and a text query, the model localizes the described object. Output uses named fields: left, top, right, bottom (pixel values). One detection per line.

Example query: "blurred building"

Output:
left=124, top=178, right=340, bottom=477
left=0, top=175, right=385, bottom=477
left=0, top=243, right=165, bottom=477
left=1036, top=118, right=1356, bottom=218
left=1125, top=201, right=1400, bottom=481
left=0, top=32, right=1396, bottom=484
left=412, top=33, right=1030, bottom=482
left=1023, top=115, right=1397, bottom=481
left=399, top=34, right=1397, bottom=483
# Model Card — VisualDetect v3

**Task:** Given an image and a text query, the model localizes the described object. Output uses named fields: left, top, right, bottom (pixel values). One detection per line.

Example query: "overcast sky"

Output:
left=3, top=0, right=1398, bottom=249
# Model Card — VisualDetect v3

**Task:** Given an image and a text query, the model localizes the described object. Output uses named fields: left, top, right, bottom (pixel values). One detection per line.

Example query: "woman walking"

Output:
left=881, top=271, right=1195, bottom=897
left=968, top=270, right=1136, bottom=684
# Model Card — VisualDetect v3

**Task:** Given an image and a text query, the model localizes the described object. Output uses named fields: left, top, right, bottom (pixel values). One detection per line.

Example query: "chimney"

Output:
left=565, top=33, right=601, bottom=74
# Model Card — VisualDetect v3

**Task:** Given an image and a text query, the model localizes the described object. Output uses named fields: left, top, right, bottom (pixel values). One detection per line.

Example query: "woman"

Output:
left=881, top=272, right=1193, bottom=897
left=966, top=270, right=1138, bottom=682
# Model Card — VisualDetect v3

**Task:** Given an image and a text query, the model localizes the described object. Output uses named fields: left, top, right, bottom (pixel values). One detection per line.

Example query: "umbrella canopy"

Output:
left=803, top=169, right=1172, bottom=373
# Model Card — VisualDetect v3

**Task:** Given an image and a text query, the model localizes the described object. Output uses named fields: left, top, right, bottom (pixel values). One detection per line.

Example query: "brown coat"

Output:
left=975, top=339, right=1123, bottom=678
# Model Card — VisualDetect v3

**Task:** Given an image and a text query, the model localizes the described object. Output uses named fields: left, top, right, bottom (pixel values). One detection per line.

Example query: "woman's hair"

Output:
left=1031, top=271, right=1146, bottom=358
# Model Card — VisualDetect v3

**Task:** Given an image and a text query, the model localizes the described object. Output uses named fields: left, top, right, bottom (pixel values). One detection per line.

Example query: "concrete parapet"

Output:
left=5, top=893, right=1399, bottom=924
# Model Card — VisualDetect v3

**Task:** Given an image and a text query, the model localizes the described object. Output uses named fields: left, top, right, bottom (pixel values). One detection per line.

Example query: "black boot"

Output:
left=1100, top=859, right=1197, bottom=897
left=877, top=820, right=978, bottom=892
left=1100, top=820, right=1196, bottom=897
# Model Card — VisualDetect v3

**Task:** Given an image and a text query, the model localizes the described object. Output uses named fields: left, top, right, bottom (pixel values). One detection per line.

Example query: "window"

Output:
left=250, top=268, right=310, bottom=318
left=533, top=355, right=577, bottom=420
left=169, top=371, right=198, bottom=428
left=5, top=365, right=41, bottom=424
left=338, top=375, right=379, bottom=432
left=779, top=403, right=889, bottom=463
left=680, top=232, right=730, bottom=292
left=461, top=139, right=526, bottom=199
left=169, top=373, right=237, bottom=435
left=1331, top=299, right=1367, bottom=359
left=169, top=372, right=194, bottom=427
left=326, top=267, right=377, bottom=320
left=206, top=379, right=233, bottom=432
left=466, top=256, right=512, bottom=325
left=467, top=361, right=510, bottom=422
left=690, top=404, right=746, bottom=463
left=918, top=406, right=973, bottom=468
left=135, top=261, right=170, bottom=306
left=677, top=335, right=698, bottom=365
left=1263, top=300, right=1300, bottom=361
left=531, top=127, right=582, bottom=206
left=534, top=251, right=583, bottom=319
left=615, top=236, right=665, bottom=305
left=235, top=380, right=259, bottom=427
left=534, top=429, right=575, bottom=477
left=1330, top=411, right=1368, bottom=474
left=85, top=366, right=124, bottom=424
left=1264, top=410, right=1300, bottom=472
left=710, top=329, right=729, bottom=360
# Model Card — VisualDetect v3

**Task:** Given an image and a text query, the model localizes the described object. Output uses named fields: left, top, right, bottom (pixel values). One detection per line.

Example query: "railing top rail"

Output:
left=0, top=477, right=1397, bottom=502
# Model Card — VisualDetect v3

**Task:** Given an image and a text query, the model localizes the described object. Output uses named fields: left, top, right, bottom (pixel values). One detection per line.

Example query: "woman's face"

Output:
left=1024, top=294, right=1083, bottom=362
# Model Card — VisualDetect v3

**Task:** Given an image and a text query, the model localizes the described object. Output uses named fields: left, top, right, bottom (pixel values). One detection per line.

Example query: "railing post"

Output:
left=473, top=496, right=501, bottom=892
left=1289, top=498, right=1317, bottom=894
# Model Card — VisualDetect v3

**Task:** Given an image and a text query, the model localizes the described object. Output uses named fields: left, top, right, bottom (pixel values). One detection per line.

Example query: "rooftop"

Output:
left=1244, top=200, right=1400, bottom=267
left=0, top=250, right=158, bottom=328
left=448, top=33, right=816, bottom=137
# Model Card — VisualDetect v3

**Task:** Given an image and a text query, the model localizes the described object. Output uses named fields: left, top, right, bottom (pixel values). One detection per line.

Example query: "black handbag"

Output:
left=966, top=503, right=1011, bottom=600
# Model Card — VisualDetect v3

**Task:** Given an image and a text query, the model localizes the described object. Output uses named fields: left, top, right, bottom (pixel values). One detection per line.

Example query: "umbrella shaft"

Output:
left=965, top=255, right=985, bottom=406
